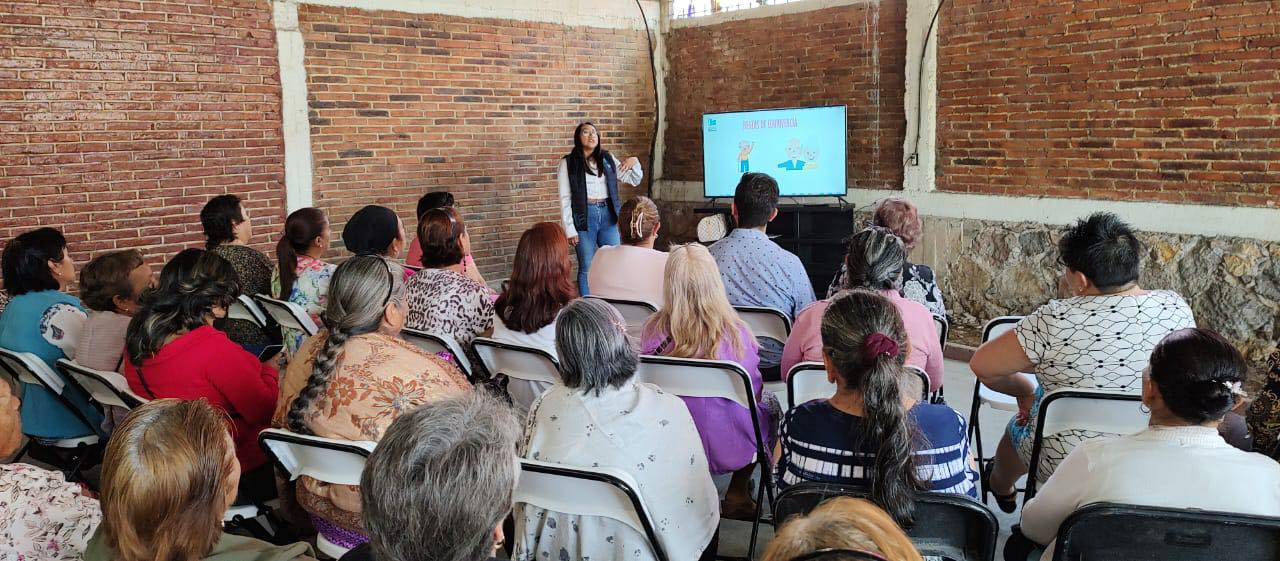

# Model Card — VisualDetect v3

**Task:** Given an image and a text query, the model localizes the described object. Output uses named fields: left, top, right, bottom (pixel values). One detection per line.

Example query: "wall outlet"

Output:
left=908, top=153, right=919, bottom=166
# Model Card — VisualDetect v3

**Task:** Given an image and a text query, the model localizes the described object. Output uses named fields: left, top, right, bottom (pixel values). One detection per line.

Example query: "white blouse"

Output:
left=1020, top=425, right=1280, bottom=560
left=557, top=155, right=644, bottom=236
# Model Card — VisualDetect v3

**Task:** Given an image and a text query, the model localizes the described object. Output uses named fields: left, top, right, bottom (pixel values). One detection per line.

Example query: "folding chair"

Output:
left=252, top=294, right=319, bottom=337
left=515, top=459, right=669, bottom=561
left=1055, top=502, right=1280, bottom=561
left=0, top=347, right=101, bottom=480
left=787, top=362, right=928, bottom=411
left=56, top=359, right=147, bottom=410
left=400, top=328, right=472, bottom=381
left=472, top=337, right=560, bottom=415
left=968, top=316, right=1039, bottom=499
left=227, top=294, right=269, bottom=328
left=584, top=295, right=657, bottom=340
left=259, top=428, right=376, bottom=559
left=931, top=313, right=949, bottom=402
left=775, top=482, right=998, bottom=561
left=905, top=365, right=932, bottom=402
left=1024, top=389, right=1145, bottom=499
left=734, top=305, right=792, bottom=349
left=633, top=355, right=773, bottom=560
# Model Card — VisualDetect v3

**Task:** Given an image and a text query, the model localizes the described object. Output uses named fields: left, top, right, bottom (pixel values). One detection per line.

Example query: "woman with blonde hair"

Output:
left=763, top=497, right=923, bottom=561
left=586, top=195, right=668, bottom=307
left=84, top=398, right=315, bottom=561
left=639, top=243, right=778, bottom=519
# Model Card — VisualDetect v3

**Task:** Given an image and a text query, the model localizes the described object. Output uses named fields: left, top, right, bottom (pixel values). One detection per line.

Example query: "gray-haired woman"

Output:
left=516, top=298, right=719, bottom=561
left=274, top=255, right=470, bottom=549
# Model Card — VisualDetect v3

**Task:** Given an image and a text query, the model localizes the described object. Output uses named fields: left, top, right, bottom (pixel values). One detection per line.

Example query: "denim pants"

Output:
left=575, top=201, right=620, bottom=295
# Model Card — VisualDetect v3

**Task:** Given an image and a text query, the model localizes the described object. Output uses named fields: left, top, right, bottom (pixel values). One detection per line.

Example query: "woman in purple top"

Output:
left=641, top=243, right=778, bottom=520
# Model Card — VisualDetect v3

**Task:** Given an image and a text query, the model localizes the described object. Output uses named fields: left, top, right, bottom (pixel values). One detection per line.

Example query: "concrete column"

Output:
left=273, top=0, right=314, bottom=212
left=902, top=0, right=940, bottom=192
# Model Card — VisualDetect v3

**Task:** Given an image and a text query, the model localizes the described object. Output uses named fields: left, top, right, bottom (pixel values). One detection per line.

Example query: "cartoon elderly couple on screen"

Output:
left=736, top=138, right=819, bottom=172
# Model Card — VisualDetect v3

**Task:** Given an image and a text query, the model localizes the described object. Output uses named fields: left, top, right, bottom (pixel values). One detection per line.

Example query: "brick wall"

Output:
left=0, top=0, right=285, bottom=266
left=299, top=6, right=657, bottom=278
left=938, top=0, right=1280, bottom=206
left=662, top=2, right=908, bottom=190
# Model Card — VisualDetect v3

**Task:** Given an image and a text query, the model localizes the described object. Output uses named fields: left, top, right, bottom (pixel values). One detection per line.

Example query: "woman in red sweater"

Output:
left=122, top=253, right=278, bottom=485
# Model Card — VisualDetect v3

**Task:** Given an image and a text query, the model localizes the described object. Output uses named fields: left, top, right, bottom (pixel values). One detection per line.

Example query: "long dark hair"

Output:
left=277, top=208, right=328, bottom=300
left=1149, top=328, right=1247, bottom=425
left=126, top=254, right=239, bottom=369
left=565, top=122, right=609, bottom=181
left=820, top=290, right=923, bottom=524
left=287, top=256, right=404, bottom=435
left=494, top=222, right=577, bottom=333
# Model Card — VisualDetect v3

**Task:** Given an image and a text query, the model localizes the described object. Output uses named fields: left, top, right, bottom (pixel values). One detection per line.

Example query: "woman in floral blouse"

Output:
left=272, top=207, right=336, bottom=355
left=275, top=255, right=470, bottom=550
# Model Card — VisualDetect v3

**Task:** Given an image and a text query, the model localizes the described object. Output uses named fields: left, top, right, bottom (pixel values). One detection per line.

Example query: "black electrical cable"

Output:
left=636, top=0, right=660, bottom=197
left=909, top=0, right=948, bottom=166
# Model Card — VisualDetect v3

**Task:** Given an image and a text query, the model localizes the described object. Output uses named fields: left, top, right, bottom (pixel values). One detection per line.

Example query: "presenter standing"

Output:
left=557, top=121, right=643, bottom=295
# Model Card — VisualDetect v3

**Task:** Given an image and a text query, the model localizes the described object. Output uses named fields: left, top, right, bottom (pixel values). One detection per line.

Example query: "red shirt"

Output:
left=123, top=325, right=279, bottom=471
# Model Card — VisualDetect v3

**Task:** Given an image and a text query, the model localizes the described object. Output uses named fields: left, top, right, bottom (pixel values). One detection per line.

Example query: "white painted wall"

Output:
left=273, top=1, right=313, bottom=213
left=901, top=0, right=938, bottom=193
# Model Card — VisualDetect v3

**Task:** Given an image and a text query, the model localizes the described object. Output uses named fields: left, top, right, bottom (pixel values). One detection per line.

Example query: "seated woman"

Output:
left=640, top=243, right=776, bottom=519
left=1020, top=329, right=1280, bottom=560
left=276, top=255, right=470, bottom=549
left=586, top=195, right=667, bottom=307
left=970, top=212, right=1196, bottom=513
left=343, top=393, right=519, bottom=561
left=777, top=290, right=976, bottom=523
left=122, top=253, right=278, bottom=488
left=404, top=207, right=494, bottom=364
left=762, top=497, right=923, bottom=561
left=157, top=248, right=205, bottom=291
left=202, top=194, right=277, bottom=351
left=519, top=298, right=718, bottom=561
left=84, top=399, right=315, bottom=561
left=783, top=227, right=943, bottom=390
left=492, top=222, right=577, bottom=413
left=0, top=227, right=102, bottom=439
left=273, top=207, right=336, bottom=355
left=342, top=205, right=406, bottom=261
left=407, top=191, right=487, bottom=286
left=78, top=249, right=153, bottom=373
left=0, top=372, right=102, bottom=561
left=828, top=197, right=946, bottom=317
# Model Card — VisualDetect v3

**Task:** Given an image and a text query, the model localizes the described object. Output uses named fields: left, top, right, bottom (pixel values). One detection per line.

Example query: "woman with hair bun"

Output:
left=586, top=195, right=668, bottom=308
left=1019, top=328, right=1280, bottom=560
left=776, top=290, right=976, bottom=525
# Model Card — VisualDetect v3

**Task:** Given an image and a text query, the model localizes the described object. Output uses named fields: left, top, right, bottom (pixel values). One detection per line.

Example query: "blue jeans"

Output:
left=575, top=202, right=620, bottom=295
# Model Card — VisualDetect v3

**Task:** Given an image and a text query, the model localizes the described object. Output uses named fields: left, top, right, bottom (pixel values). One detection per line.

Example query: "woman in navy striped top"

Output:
left=776, top=290, right=977, bottom=523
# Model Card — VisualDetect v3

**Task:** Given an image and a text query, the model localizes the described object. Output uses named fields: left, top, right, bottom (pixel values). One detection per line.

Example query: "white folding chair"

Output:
left=258, top=428, right=376, bottom=559
left=515, top=458, right=669, bottom=561
left=1025, top=388, right=1146, bottom=498
left=734, top=305, right=792, bottom=348
left=932, top=313, right=950, bottom=349
left=56, top=359, right=147, bottom=410
left=633, top=355, right=772, bottom=560
left=472, top=337, right=560, bottom=415
left=401, top=328, right=472, bottom=381
left=786, top=361, right=834, bottom=410
left=968, top=316, right=1040, bottom=499
left=252, top=294, right=319, bottom=337
left=0, top=347, right=101, bottom=478
left=227, top=294, right=269, bottom=328
left=905, top=365, right=932, bottom=402
left=584, top=295, right=656, bottom=340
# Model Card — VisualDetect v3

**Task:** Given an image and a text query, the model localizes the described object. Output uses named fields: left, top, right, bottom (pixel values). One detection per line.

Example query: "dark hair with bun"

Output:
left=1148, top=328, right=1246, bottom=425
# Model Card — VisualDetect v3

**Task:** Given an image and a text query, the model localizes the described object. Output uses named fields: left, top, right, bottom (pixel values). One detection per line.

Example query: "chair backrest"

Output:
left=932, top=313, right=949, bottom=348
left=258, top=428, right=375, bottom=486
left=774, top=482, right=998, bottom=561
left=252, top=294, right=319, bottom=336
left=981, top=316, right=1022, bottom=343
left=904, top=365, right=931, bottom=400
left=56, top=359, right=147, bottom=410
left=0, top=347, right=102, bottom=436
left=401, top=328, right=472, bottom=380
left=472, top=337, right=560, bottom=386
left=515, top=459, right=668, bottom=561
left=1055, top=502, right=1280, bottom=561
left=635, top=355, right=754, bottom=410
left=734, top=305, right=792, bottom=346
left=1026, top=389, right=1146, bottom=497
left=787, top=361, right=834, bottom=410
left=584, top=295, right=657, bottom=339
left=227, top=294, right=268, bottom=328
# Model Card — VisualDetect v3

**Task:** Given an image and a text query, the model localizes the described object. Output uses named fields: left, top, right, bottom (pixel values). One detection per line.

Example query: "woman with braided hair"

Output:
left=274, top=255, right=469, bottom=550
left=775, top=290, right=976, bottom=525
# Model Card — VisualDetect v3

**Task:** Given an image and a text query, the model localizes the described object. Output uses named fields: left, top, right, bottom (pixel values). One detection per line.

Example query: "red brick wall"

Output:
left=662, top=3, right=908, bottom=190
left=0, top=0, right=285, bottom=266
left=938, top=0, right=1280, bottom=206
left=299, top=6, right=657, bottom=278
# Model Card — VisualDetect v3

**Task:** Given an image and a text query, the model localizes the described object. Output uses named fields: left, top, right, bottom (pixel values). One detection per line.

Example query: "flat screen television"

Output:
left=702, top=105, right=847, bottom=198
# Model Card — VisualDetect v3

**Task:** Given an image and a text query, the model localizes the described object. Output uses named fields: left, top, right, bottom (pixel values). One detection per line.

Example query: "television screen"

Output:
left=702, top=105, right=847, bottom=198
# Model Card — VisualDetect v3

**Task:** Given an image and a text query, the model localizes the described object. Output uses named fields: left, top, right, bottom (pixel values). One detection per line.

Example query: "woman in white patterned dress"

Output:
left=970, top=213, right=1195, bottom=513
